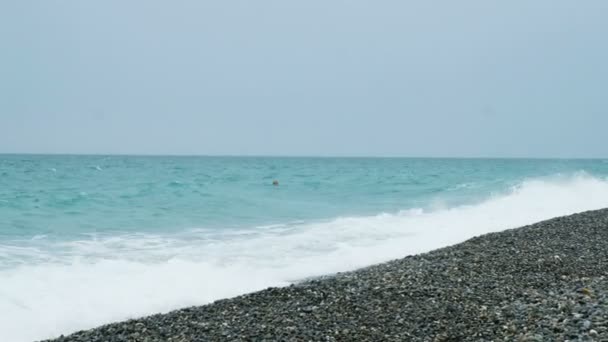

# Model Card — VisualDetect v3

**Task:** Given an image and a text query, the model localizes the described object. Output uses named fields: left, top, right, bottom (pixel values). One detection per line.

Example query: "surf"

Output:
left=1, top=172, right=608, bottom=342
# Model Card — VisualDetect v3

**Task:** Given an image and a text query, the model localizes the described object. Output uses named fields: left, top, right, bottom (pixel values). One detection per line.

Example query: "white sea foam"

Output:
left=1, top=173, right=608, bottom=341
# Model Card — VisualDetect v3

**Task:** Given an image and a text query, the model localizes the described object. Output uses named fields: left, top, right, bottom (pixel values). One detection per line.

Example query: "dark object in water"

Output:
left=272, top=180, right=279, bottom=186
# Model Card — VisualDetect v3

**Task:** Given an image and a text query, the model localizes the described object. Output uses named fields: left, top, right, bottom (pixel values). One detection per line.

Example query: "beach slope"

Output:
left=46, top=209, right=608, bottom=341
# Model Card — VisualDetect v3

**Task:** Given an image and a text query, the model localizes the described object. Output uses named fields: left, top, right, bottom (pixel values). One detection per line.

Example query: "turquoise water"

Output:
left=3, top=155, right=608, bottom=342
left=2, top=155, right=607, bottom=238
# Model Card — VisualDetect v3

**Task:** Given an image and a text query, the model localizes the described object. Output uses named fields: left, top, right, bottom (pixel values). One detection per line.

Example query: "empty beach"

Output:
left=46, top=209, right=608, bottom=341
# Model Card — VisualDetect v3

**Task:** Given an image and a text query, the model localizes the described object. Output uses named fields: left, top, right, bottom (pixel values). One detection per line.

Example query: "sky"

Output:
left=0, top=1, right=607, bottom=157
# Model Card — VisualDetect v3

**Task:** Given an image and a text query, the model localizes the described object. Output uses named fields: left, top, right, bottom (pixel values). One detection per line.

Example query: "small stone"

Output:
left=583, top=320, right=591, bottom=329
left=302, top=306, right=315, bottom=313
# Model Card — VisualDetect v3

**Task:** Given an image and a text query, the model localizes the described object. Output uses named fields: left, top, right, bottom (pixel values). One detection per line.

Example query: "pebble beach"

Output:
left=45, top=209, right=608, bottom=341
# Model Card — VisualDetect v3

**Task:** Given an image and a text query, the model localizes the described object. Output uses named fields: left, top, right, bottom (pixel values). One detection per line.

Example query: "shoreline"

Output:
left=45, top=209, right=608, bottom=341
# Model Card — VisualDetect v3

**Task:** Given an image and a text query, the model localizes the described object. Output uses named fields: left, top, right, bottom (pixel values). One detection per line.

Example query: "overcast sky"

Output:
left=1, top=1, right=607, bottom=157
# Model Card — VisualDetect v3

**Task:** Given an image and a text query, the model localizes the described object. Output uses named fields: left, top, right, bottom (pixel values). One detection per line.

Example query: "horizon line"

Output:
left=0, top=152, right=605, bottom=160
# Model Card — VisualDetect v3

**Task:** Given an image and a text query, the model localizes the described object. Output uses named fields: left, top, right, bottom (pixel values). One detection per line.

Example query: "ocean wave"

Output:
left=1, top=172, right=608, bottom=341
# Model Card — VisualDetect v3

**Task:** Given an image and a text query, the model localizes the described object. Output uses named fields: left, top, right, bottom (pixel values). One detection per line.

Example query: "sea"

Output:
left=2, top=155, right=608, bottom=341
